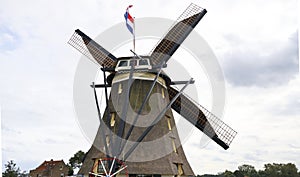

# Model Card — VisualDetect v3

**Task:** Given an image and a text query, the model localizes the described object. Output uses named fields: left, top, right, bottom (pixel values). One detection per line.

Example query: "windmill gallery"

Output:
left=68, top=3, right=237, bottom=177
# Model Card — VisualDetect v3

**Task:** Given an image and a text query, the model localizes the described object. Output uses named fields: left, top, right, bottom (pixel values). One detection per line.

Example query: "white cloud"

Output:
left=221, top=31, right=298, bottom=87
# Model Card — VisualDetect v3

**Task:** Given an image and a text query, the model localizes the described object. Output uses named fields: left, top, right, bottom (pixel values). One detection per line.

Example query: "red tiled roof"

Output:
left=34, top=159, right=64, bottom=171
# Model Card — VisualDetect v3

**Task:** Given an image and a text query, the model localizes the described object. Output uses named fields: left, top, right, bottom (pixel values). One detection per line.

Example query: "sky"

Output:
left=0, top=0, right=299, bottom=175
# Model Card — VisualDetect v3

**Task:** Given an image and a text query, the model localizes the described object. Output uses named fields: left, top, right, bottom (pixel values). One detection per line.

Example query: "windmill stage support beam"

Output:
left=90, top=84, right=112, bottom=88
left=170, top=80, right=195, bottom=85
left=92, top=82, right=111, bottom=157
left=102, top=66, right=110, bottom=111
left=102, top=65, right=114, bottom=158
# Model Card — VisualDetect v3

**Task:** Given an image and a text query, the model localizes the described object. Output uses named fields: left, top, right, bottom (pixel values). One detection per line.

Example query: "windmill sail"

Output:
left=68, top=29, right=117, bottom=68
left=168, top=86, right=237, bottom=149
left=150, top=3, right=207, bottom=66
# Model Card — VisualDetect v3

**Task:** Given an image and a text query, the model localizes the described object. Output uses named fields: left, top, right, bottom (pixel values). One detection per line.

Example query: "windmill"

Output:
left=68, top=3, right=237, bottom=177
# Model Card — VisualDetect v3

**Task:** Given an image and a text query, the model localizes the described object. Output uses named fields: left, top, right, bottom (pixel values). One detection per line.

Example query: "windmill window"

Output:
left=118, top=83, right=122, bottom=94
left=139, top=59, right=148, bottom=65
left=119, top=60, right=128, bottom=67
left=177, top=164, right=184, bottom=176
left=172, top=138, right=177, bottom=153
left=167, top=118, right=172, bottom=131
left=106, top=135, right=110, bottom=146
left=110, top=112, right=116, bottom=127
left=161, top=88, right=165, bottom=98
left=92, top=159, right=99, bottom=173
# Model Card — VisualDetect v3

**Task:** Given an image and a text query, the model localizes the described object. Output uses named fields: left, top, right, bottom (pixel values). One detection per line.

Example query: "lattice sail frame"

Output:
left=186, top=93, right=236, bottom=146
left=150, top=3, right=207, bottom=66
left=68, top=29, right=117, bottom=68
left=170, top=86, right=237, bottom=148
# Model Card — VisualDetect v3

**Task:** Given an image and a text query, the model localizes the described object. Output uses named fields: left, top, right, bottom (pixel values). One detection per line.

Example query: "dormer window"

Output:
left=115, top=58, right=151, bottom=72
left=119, top=60, right=128, bottom=67
left=139, top=59, right=148, bottom=66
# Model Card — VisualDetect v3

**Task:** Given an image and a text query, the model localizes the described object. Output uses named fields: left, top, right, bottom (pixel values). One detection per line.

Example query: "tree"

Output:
left=236, top=164, right=258, bottom=177
left=68, top=150, right=85, bottom=175
left=2, top=160, right=21, bottom=177
left=263, top=163, right=300, bottom=177
left=197, top=162, right=300, bottom=177
left=281, top=163, right=300, bottom=177
left=233, top=170, right=244, bottom=177
left=219, top=170, right=235, bottom=177
left=258, top=169, right=267, bottom=177
left=67, top=165, right=74, bottom=176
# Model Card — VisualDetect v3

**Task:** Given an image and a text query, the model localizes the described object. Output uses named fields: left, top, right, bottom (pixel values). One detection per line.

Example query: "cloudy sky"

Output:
left=1, top=0, right=299, bottom=175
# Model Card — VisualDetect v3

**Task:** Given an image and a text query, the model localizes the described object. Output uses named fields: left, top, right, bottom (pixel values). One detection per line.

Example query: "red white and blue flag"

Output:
left=124, top=5, right=134, bottom=35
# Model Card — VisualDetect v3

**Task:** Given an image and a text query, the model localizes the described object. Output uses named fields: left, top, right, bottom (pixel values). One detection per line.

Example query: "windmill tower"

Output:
left=68, top=3, right=237, bottom=177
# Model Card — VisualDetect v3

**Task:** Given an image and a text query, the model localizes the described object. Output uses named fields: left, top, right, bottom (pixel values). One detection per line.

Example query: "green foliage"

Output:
left=233, top=170, right=243, bottom=177
left=222, top=170, right=235, bottom=177
left=69, top=150, right=85, bottom=168
left=220, top=170, right=235, bottom=177
left=67, top=165, right=74, bottom=176
left=2, top=160, right=22, bottom=177
left=262, top=163, right=299, bottom=177
left=198, top=163, right=300, bottom=177
left=237, top=164, right=258, bottom=177
left=67, top=150, right=85, bottom=175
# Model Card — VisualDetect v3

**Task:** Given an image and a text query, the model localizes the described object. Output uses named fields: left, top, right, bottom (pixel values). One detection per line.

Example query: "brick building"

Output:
left=29, top=159, right=69, bottom=177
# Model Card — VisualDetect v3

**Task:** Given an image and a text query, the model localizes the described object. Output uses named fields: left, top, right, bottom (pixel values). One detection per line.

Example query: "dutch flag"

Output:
left=124, top=5, right=134, bottom=35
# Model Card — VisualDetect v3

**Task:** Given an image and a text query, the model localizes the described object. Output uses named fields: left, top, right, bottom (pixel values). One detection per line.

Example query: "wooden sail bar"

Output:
left=68, top=29, right=117, bottom=69
left=168, top=86, right=237, bottom=149
left=150, top=3, right=207, bottom=66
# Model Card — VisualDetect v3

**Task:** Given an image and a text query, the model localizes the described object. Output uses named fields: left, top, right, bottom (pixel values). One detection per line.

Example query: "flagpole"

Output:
left=133, top=17, right=135, bottom=53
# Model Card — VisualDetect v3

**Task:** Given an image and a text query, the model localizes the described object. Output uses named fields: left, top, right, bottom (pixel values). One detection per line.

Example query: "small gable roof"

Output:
left=34, top=159, right=65, bottom=171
